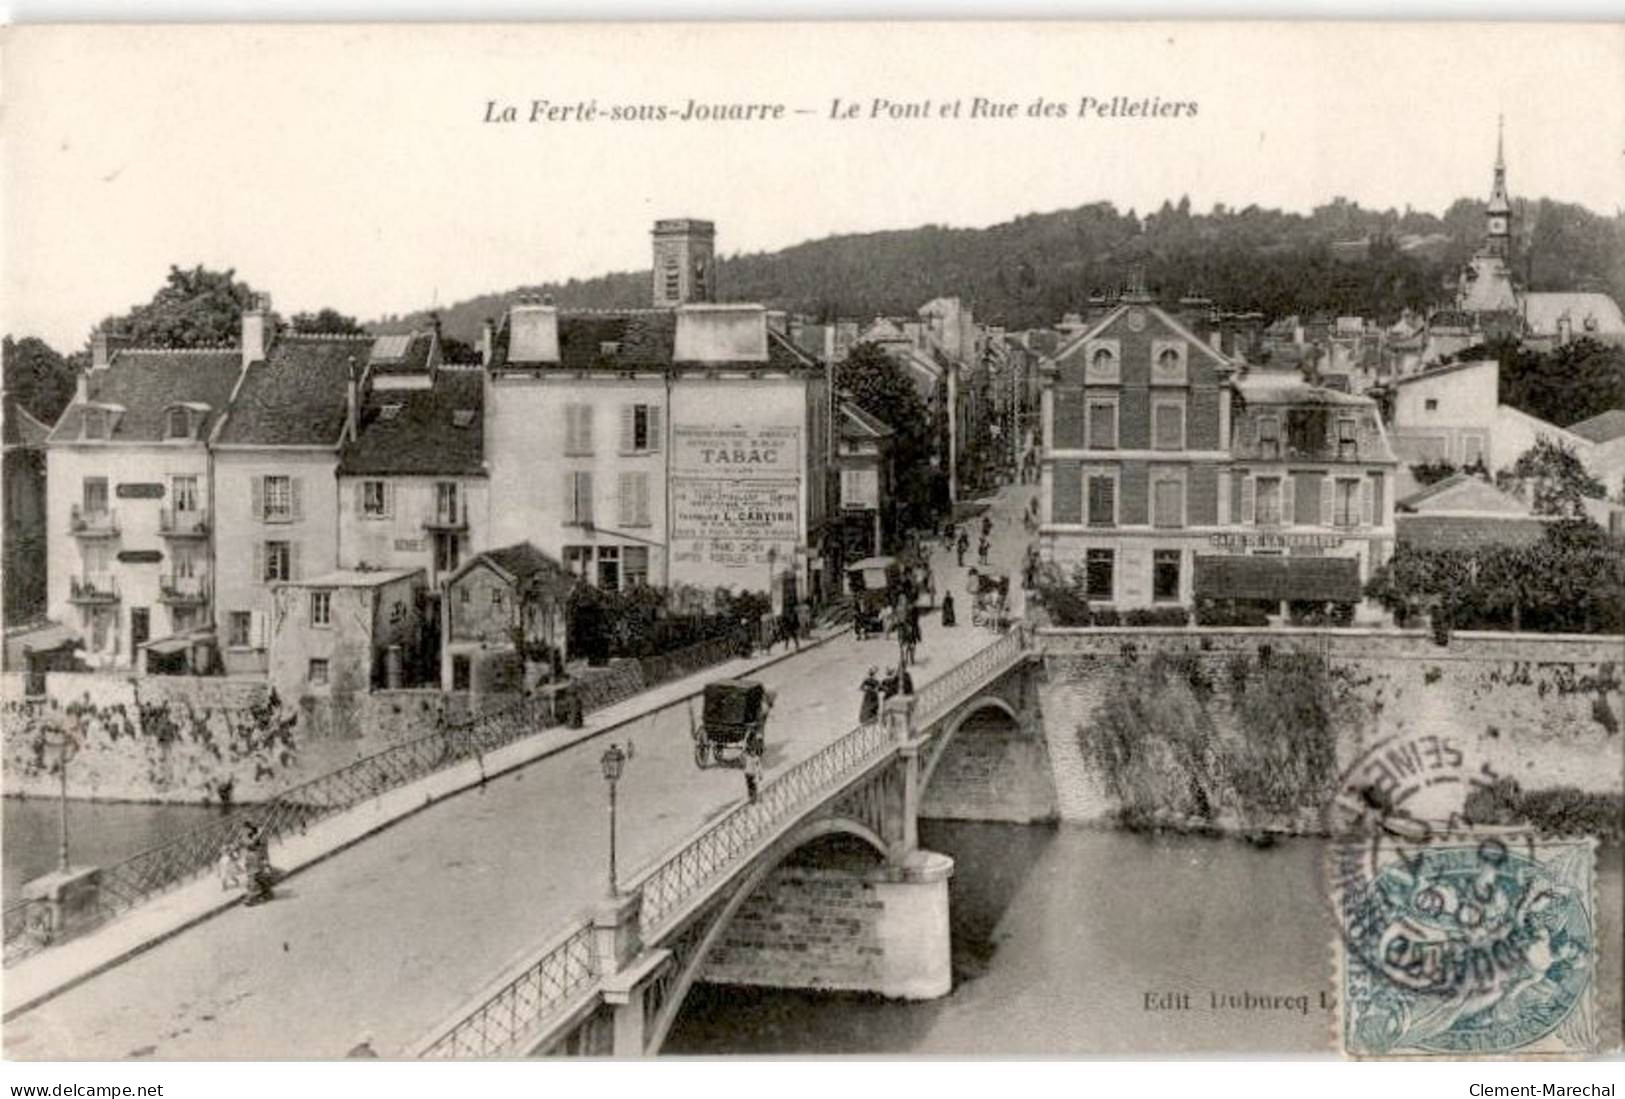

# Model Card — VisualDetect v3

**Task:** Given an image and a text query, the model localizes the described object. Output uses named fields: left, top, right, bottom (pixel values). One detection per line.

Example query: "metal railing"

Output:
left=159, top=573, right=209, bottom=603
left=635, top=717, right=892, bottom=936
left=912, top=626, right=1027, bottom=728
left=1, top=631, right=753, bottom=966
left=158, top=508, right=209, bottom=536
left=68, top=506, right=119, bottom=536
left=417, top=920, right=599, bottom=1059
left=68, top=573, right=120, bottom=602
left=412, top=630, right=1028, bottom=1057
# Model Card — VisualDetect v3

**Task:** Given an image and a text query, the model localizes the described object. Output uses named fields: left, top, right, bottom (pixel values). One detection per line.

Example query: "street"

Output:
left=5, top=483, right=1038, bottom=1061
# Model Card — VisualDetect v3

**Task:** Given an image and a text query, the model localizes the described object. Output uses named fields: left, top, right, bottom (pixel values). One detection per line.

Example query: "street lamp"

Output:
left=40, top=716, right=82, bottom=874
left=600, top=742, right=630, bottom=897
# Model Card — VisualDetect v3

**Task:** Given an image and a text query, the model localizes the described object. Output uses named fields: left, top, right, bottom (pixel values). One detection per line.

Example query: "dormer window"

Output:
left=1258, top=416, right=1280, bottom=457
left=378, top=404, right=403, bottom=422
left=167, top=407, right=192, bottom=439
left=452, top=409, right=475, bottom=428
left=82, top=408, right=109, bottom=440
left=1092, top=348, right=1114, bottom=371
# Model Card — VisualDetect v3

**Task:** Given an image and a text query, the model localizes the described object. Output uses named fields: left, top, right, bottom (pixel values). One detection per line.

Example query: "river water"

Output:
left=2, top=797, right=224, bottom=898
left=666, top=820, right=1624, bottom=1056
left=3, top=802, right=1618, bottom=1056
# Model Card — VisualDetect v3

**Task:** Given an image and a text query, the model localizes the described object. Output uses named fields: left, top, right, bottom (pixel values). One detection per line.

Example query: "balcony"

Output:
left=158, top=507, right=209, bottom=539
left=422, top=508, right=469, bottom=533
left=158, top=573, right=209, bottom=606
left=68, top=573, right=120, bottom=604
left=69, top=506, right=119, bottom=539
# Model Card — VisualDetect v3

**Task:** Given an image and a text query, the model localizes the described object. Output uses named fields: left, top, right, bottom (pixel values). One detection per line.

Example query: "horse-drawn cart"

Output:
left=689, top=678, right=774, bottom=769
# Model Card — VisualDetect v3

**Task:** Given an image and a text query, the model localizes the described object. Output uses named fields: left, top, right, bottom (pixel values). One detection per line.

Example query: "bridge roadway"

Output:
left=6, top=484, right=1036, bottom=1060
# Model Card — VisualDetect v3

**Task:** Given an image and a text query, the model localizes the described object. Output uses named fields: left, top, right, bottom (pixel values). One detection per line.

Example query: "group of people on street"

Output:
left=219, top=820, right=276, bottom=906
left=857, top=663, right=916, bottom=726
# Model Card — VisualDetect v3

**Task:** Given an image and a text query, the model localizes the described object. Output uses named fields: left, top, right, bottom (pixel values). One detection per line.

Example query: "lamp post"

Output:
left=40, top=716, right=83, bottom=874
left=599, top=742, right=629, bottom=898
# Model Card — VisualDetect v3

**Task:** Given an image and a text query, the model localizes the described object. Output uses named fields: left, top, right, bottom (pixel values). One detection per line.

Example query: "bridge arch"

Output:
left=920, top=694, right=1022, bottom=795
left=643, top=815, right=891, bottom=1054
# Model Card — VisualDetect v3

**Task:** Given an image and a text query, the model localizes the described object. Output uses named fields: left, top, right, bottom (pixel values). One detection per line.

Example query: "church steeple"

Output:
left=1484, top=115, right=1512, bottom=257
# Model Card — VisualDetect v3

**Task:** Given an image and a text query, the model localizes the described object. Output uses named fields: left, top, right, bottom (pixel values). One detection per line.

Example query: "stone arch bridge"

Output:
left=411, top=628, right=1050, bottom=1058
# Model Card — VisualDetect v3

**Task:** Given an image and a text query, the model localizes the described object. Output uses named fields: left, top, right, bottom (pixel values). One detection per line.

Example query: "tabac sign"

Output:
left=673, top=425, right=799, bottom=480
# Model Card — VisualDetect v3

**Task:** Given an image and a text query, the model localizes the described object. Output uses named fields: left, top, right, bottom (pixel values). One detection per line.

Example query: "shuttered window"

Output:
left=621, top=403, right=663, bottom=453
left=1153, top=479, right=1183, bottom=529
left=1052, top=460, right=1082, bottom=524
left=618, top=472, right=651, bottom=527
left=1086, top=475, right=1116, bottom=527
left=1054, top=388, right=1087, bottom=449
left=1254, top=477, right=1281, bottom=525
left=1153, top=403, right=1184, bottom=450
left=564, top=471, right=594, bottom=525
left=1087, top=401, right=1117, bottom=449
left=1369, top=473, right=1386, bottom=527
left=564, top=404, right=594, bottom=456
left=1334, top=479, right=1360, bottom=527
left=1294, top=473, right=1322, bottom=526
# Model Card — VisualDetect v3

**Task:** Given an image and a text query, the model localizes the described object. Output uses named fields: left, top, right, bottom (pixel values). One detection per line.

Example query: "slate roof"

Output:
left=3, top=395, right=51, bottom=448
left=491, top=310, right=818, bottom=374
left=840, top=400, right=895, bottom=440
left=1567, top=409, right=1625, bottom=445
left=452, top=541, right=575, bottom=599
left=215, top=334, right=370, bottom=447
left=1396, top=472, right=1531, bottom=515
left=47, top=349, right=242, bottom=445
left=338, top=369, right=485, bottom=477
left=1396, top=514, right=1548, bottom=553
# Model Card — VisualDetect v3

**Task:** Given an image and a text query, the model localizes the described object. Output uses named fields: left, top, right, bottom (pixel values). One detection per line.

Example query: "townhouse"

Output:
left=44, top=338, right=241, bottom=668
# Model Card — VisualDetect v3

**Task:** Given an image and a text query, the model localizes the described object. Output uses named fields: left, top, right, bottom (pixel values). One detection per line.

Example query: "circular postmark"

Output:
left=1323, top=734, right=1595, bottom=1054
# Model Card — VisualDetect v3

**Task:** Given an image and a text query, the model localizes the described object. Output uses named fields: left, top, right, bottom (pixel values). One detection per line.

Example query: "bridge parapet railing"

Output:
left=416, top=919, right=599, bottom=1059
left=634, top=717, right=892, bottom=936
left=911, top=627, right=1028, bottom=730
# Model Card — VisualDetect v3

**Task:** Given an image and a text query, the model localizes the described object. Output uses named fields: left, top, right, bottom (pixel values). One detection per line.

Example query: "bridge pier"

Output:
left=695, top=842, right=955, bottom=1001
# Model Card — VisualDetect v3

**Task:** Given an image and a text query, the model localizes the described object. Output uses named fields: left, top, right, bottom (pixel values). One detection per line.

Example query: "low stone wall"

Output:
left=1037, top=628, right=1623, bottom=829
left=1, top=672, right=295, bottom=805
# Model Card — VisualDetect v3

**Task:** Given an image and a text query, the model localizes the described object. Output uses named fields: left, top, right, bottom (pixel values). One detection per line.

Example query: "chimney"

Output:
left=91, top=329, right=112, bottom=371
left=346, top=356, right=361, bottom=441
left=75, top=367, right=90, bottom=404
left=242, top=293, right=273, bottom=369
left=651, top=218, right=717, bottom=308
left=507, top=301, right=560, bottom=364
left=766, top=310, right=789, bottom=336
left=480, top=318, right=495, bottom=367
left=673, top=304, right=768, bottom=363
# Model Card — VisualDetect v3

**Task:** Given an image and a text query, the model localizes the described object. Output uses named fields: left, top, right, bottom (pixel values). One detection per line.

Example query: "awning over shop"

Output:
left=3, top=622, right=80, bottom=666
left=1194, top=554, right=1362, bottom=603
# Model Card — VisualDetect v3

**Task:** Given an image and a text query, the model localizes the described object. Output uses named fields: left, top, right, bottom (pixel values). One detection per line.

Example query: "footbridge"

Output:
left=411, top=627, right=1045, bottom=1058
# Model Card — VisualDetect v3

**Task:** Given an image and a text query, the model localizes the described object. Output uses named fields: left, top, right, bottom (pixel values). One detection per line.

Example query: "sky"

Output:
left=3, top=21, right=1623, bottom=350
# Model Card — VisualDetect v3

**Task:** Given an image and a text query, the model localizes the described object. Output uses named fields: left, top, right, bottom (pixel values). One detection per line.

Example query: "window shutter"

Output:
left=355, top=480, right=366, bottom=515
left=1321, top=476, right=1335, bottom=527
left=580, top=472, right=593, bottom=524
left=648, top=406, right=662, bottom=452
left=1281, top=477, right=1295, bottom=527
left=290, top=541, right=302, bottom=581
left=563, top=471, right=577, bottom=524
left=621, top=405, right=635, bottom=452
left=251, top=476, right=264, bottom=522
left=254, top=542, right=265, bottom=583
left=1240, top=476, right=1255, bottom=524
left=291, top=478, right=304, bottom=521
left=618, top=472, right=634, bottom=526
left=637, top=473, right=650, bottom=525
left=251, top=610, right=266, bottom=648
left=564, top=405, right=579, bottom=454
left=1360, top=478, right=1374, bottom=526
left=580, top=406, right=594, bottom=455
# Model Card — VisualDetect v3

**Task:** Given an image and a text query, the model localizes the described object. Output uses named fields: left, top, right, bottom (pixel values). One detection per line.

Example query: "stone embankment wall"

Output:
left=1038, top=628, right=1623, bottom=829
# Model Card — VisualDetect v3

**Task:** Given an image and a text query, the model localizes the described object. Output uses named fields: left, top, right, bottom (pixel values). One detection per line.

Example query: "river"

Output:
left=2, top=797, right=225, bottom=898
left=665, top=820, right=1623, bottom=1055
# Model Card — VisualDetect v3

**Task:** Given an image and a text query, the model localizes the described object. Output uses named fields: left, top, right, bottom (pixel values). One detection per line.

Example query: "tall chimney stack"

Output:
left=91, top=329, right=111, bottom=371
left=345, top=356, right=361, bottom=441
left=242, top=293, right=273, bottom=369
left=480, top=318, right=495, bottom=366
left=651, top=218, right=717, bottom=308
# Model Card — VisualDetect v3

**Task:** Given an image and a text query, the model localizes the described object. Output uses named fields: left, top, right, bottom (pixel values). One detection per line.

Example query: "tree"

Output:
left=98, top=265, right=263, bottom=348
left=1499, top=437, right=1606, bottom=519
left=2, top=336, right=78, bottom=424
left=1457, top=336, right=1625, bottom=429
left=288, top=308, right=364, bottom=335
left=837, top=342, right=945, bottom=531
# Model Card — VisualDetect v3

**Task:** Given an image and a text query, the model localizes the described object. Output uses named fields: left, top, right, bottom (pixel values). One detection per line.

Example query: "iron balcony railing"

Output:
left=67, top=573, right=120, bottom=603
left=158, top=508, right=209, bottom=537
left=158, top=573, right=209, bottom=605
left=68, top=506, right=119, bottom=537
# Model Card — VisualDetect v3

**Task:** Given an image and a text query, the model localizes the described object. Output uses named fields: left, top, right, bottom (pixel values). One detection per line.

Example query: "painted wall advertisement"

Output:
left=671, top=424, right=801, bottom=576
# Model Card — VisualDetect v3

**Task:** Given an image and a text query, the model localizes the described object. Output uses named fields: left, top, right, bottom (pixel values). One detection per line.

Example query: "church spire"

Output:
left=1484, top=115, right=1512, bottom=258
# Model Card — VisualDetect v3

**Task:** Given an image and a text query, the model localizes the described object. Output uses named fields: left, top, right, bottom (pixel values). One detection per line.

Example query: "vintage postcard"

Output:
left=0, top=22, right=1620, bottom=1066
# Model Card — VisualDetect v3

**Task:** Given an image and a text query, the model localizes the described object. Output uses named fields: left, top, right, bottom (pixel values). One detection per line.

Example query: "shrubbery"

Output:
left=1079, top=651, right=1347, bottom=830
left=1194, top=598, right=1272, bottom=627
left=1464, top=778, right=1624, bottom=841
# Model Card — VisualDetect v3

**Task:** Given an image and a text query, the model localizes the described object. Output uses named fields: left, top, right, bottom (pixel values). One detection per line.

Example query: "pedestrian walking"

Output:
left=780, top=605, right=801, bottom=652
left=879, top=602, right=896, bottom=639
left=881, top=666, right=900, bottom=700
left=956, top=529, right=969, bottom=567
left=981, top=515, right=993, bottom=540
left=941, top=589, right=957, bottom=627
left=859, top=667, right=882, bottom=726
left=978, top=535, right=990, bottom=566
left=898, top=665, right=915, bottom=696
left=236, top=821, right=275, bottom=907
left=743, top=745, right=762, bottom=803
